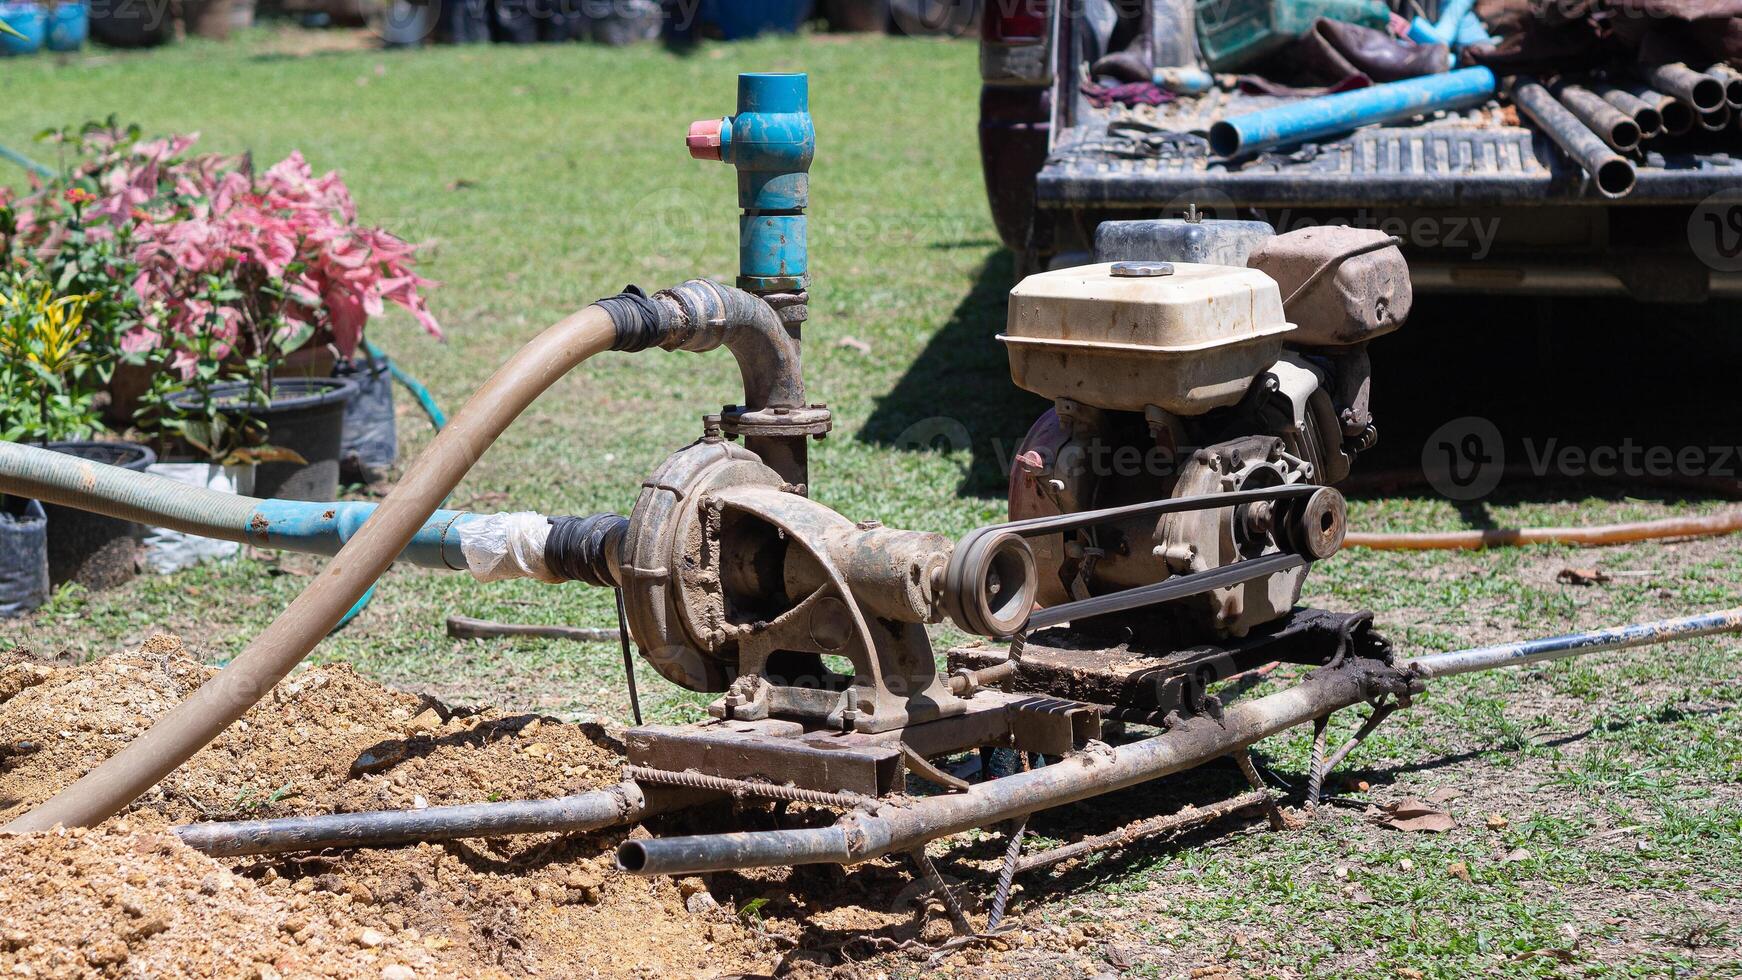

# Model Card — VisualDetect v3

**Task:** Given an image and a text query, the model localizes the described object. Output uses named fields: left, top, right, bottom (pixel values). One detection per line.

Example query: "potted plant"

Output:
left=120, top=146, right=440, bottom=499
left=2, top=121, right=441, bottom=569
left=0, top=270, right=157, bottom=592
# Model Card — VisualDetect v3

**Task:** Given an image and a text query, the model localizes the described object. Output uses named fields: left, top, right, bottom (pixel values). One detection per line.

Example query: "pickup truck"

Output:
left=977, top=0, right=1742, bottom=301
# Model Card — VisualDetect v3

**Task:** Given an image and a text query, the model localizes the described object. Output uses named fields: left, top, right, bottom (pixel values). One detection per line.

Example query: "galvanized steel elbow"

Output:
left=654, top=278, right=806, bottom=411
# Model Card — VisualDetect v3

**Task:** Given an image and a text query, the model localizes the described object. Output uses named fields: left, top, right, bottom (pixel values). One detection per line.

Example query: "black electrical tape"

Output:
left=545, top=513, right=629, bottom=587
left=595, top=285, right=665, bottom=352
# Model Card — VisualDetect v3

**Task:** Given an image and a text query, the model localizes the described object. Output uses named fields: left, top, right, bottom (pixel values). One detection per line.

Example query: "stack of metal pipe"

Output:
left=1514, top=62, right=1741, bottom=200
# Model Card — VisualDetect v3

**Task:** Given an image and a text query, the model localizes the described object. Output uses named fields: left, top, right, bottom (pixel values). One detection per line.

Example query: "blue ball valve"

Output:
left=687, top=72, right=815, bottom=293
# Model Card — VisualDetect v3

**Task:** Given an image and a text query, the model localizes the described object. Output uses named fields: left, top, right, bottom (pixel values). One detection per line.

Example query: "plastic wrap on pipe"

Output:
left=459, top=511, right=562, bottom=582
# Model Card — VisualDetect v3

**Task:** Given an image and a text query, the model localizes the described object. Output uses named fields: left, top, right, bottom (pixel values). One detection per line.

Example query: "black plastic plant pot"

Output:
left=41, top=440, right=157, bottom=590
left=169, top=377, right=359, bottom=502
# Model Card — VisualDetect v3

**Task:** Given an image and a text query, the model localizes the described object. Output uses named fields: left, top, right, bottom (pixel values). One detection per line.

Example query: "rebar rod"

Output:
left=909, top=848, right=975, bottom=936
left=623, top=765, right=869, bottom=808
left=985, top=816, right=1027, bottom=930
left=1304, top=716, right=1332, bottom=810
left=1322, top=701, right=1398, bottom=773
left=1012, top=792, right=1268, bottom=874
left=1235, top=750, right=1289, bottom=830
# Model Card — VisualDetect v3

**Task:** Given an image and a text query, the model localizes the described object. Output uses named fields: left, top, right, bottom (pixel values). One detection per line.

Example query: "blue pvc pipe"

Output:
left=1209, top=67, right=1498, bottom=157
left=245, top=499, right=478, bottom=570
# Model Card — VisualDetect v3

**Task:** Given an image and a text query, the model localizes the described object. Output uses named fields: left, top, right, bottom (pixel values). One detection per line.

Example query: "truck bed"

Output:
left=1038, top=94, right=1742, bottom=208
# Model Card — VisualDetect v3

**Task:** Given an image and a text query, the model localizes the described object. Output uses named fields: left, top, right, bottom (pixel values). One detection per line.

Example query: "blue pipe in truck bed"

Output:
left=1208, top=67, right=1498, bottom=158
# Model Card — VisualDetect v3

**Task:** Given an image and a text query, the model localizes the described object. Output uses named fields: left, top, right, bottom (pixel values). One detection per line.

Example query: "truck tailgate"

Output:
left=1037, top=94, right=1742, bottom=208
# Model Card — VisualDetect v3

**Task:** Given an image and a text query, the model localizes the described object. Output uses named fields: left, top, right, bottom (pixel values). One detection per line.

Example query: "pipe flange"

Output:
left=720, top=403, right=833, bottom=438
left=621, top=439, right=786, bottom=692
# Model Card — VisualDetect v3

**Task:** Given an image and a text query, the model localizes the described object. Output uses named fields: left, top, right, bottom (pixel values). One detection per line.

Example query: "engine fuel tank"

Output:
left=1000, top=261, right=1294, bottom=415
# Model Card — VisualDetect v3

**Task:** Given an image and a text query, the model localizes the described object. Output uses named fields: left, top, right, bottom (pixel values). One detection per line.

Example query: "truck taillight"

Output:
left=981, top=0, right=1050, bottom=43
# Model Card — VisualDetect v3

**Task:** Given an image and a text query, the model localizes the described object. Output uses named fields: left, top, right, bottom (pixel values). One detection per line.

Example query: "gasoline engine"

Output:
left=1002, top=226, right=1409, bottom=641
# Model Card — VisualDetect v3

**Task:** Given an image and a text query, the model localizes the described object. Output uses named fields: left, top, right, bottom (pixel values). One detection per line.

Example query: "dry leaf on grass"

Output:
left=1372, top=798, right=1457, bottom=833
left=1556, top=567, right=1611, bottom=586
left=835, top=335, right=872, bottom=354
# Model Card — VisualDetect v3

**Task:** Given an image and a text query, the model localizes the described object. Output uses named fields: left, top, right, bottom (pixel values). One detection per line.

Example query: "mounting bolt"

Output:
left=701, top=413, right=723, bottom=441
left=855, top=519, right=883, bottom=531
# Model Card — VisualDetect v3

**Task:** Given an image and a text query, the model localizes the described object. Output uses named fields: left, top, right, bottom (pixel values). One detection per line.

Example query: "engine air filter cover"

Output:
left=1002, top=262, right=1294, bottom=415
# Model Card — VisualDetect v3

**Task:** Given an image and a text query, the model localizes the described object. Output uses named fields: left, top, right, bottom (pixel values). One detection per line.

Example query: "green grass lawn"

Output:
left=2, top=28, right=1739, bottom=979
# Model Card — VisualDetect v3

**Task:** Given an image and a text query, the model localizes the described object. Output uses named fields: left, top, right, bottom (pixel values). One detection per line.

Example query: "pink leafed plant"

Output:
left=121, top=147, right=442, bottom=380
left=15, top=122, right=441, bottom=384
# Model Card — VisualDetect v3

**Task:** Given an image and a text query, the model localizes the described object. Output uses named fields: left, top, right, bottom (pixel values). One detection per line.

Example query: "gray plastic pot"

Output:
left=337, top=355, right=398, bottom=485
left=42, top=440, right=157, bottom=590
left=0, top=496, right=49, bottom=619
left=168, top=377, right=359, bottom=501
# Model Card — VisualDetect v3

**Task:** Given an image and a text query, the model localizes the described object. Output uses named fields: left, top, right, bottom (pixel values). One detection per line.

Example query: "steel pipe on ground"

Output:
left=176, top=782, right=655, bottom=857
left=1407, top=606, right=1742, bottom=678
left=616, top=660, right=1414, bottom=876
left=620, top=600, right=1742, bottom=877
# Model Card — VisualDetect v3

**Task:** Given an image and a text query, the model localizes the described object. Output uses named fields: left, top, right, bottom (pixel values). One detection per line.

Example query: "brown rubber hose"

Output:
left=1340, top=467, right=1742, bottom=551
left=6, top=306, right=617, bottom=833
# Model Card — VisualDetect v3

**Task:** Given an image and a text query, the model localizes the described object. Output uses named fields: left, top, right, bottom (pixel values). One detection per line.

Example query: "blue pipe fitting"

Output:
left=244, top=500, right=479, bottom=571
left=687, top=72, right=814, bottom=292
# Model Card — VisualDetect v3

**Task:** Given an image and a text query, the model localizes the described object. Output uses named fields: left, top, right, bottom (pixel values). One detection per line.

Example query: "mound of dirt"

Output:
left=0, top=636, right=781, bottom=979
left=0, top=823, right=450, bottom=979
